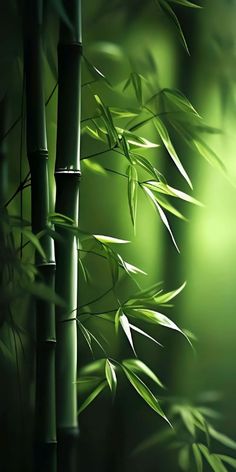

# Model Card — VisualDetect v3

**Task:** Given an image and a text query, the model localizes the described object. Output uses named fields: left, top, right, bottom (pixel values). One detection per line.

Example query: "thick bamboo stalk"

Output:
left=24, top=2, right=57, bottom=471
left=54, top=1, right=81, bottom=470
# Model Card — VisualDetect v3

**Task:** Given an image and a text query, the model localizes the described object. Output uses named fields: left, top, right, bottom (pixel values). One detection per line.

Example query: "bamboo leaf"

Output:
left=154, top=282, right=186, bottom=304
left=133, top=154, right=160, bottom=180
left=143, top=185, right=180, bottom=252
left=128, top=164, right=138, bottom=227
left=154, top=117, right=192, bottom=188
left=145, top=181, right=203, bottom=206
left=217, top=455, right=236, bottom=468
left=122, top=366, right=169, bottom=422
left=127, top=307, right=191, bottom=345
left=110, top=107, right=139, bottom=118
left=179, top=446, right=190, bottom=471
left=122, top=359, right=164, bottom=388
left=169, top=0, right=201, bottom=9
left=207, top=425, right=236, bottom=450
left=153, top=193, right=187, bottom=221
left=198, top=444, right=228, bottom=472
left=163, top=87, right=200, bottom=115
left=25, top=281, right=66, bottom=307
left=83, top=160, right=107, bottom=175
left=77, top=320, right=93, bottom=353
left=80, top=359, right=106, bottom=376
left=78, top=380, right=107, bottom=414
left=83, top=56, right=107, bottom=82
left=14, top=228, right=46, bottom=260
left=129, top=323, right=163, bottom=347
left=118, top=256, right=147, bottom=276
left=94, top=235, right=130, bottom=244
left=192, top=444, right=203, bottom=472
left=130, top=72, right=143, bottom=106
left=105, top=359, right=117, bottom=396
left=192, top=139, right=226, bottom=173
left=119, top=312, right=136, bottom=355
left=158, top=0, right=190, bottom=54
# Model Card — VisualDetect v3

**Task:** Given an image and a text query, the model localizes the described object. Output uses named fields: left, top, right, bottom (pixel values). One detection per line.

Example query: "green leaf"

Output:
left=154, top=282, right=186, bottom=305
left=78, top=380, right=107, bottom=415
left=145, top=181, right=203, bottom=206
left=25, top=282, right=66, bottom=307
left=169, top=0, right=201, bottom=9
left=192, top=139, right=226, bottom=173
left=110, top=107, right=139, bottom=118
left=158, top=0, right=190, bottom=54
left=94, top=235, right=130, bottom=244
left=119, top=312, right=136, bottom=355
left=163, top=88, right=200, bottom=115
left=217, top=455, right=236, bottom=468
left=119, top=256, right=147, bottom=276
left=129, top=323, right=163, bottom=347
left=122, top=359, right=164, bottom=388
left=123, top=72, right=144, bottom=105
left=127, top=307, right=191, bottom=345
left=154, top=117, right=192, bottom=188
left=179, top=446, right=190, bottom=471
left=192, top=444, right=203, bottom=472
left=94, top=95, right=118, bottom=147
left=105, top=359, right=117, bottom=396
left=122, top=366, right=169, bottom=422
left=128, top=165, right=138, bottom=227
left=133, top=154, right=160, bottom=180
left=83, top=56, right=107, bottom=82
left=77, top=320, right=93, bottom=353
left=79, top=359, right=106, bottom=376
left=143, top=185, right=180, bottom=252
left=153, top=193, right=187, bottom=221
left=22, top=229, right=47, bottom=260
left=83, top=160, right=107, bottom=175
left=198, top=445, right=228, bottom=472
left=207, top=425, right=236, bottom=450
left=118, top=128, right=159, bottom=149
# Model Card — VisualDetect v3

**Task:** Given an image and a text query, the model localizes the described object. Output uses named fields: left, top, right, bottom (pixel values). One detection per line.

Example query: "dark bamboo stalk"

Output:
left=24, top=2, right=56, bottom=471
left=54, top=1, right=82, bottom=470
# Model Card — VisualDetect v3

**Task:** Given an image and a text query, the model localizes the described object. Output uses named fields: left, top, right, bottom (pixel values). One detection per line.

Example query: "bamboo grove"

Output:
left=0, top=1, right=236, bottom=471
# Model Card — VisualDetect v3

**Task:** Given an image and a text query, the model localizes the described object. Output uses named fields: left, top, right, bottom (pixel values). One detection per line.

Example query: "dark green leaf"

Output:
left=78, top=380, right=107, bottom=414
left=122, top=366, right=169, bottom=422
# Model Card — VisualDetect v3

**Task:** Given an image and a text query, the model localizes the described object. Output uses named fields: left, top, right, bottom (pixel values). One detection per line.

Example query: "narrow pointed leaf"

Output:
left=78, top=380, right=107, bottom=414
left=143, top=185, right=180, bottom=252
left=122, top=366, right=169, bottom=422
left=158, top=0, right=190, bottom=54
left=128, top=164, right=138, bottom=227
left=105, top=359, right=117, bottom=395
left=129, top=323, right=163, bottom=347
left=94, top=235, right=130, bottom=244
left=192, top=444, right=203, bottom=472
left=120, top=312, right=136, bottom=355
left=217, top=455, right=236, bottom=468
left=198, top=445, right=228, bottom=472
left=154, top=117, right=192, bottom=188
left=122, top=359, right=164, bottom=388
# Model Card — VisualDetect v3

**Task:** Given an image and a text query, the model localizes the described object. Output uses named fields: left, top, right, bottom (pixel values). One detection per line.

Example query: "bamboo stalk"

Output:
left=24, top=2, right=57, bottom=471
left=54, top=1, right=81, bottom=470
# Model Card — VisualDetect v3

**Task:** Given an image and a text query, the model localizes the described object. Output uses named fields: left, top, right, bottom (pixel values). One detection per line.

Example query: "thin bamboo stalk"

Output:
left=24, top=2, right=57, bottom=471
left=54, top=1, right=82, bottom=470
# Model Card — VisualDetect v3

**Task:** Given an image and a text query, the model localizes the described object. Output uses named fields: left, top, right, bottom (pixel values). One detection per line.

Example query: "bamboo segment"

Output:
left=24, top=1, right=57, bottom=471
left=54, top=1, right=82, bottom=470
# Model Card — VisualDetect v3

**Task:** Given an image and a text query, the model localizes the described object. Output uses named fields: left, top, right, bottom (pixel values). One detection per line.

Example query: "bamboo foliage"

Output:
left=24, top=1, right=56, bottom=471
left=54, top=1, right=81, bottom=470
